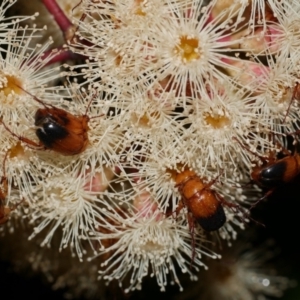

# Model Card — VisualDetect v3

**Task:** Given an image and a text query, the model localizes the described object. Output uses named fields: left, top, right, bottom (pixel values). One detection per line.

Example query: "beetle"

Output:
left=233, top=137, right=300, bottom=204
left=174, top=169, right=227, bottom=232
left=249, top=149, right=300, bottom=207
left=251, top=153, right=300, bottom=188
left=171, top=168, right=248, bottom=263
left=1, top=86, right=102, bottom=156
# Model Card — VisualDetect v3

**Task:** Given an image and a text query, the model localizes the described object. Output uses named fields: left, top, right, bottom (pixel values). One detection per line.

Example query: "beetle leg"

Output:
left=166, top=199, right=184, bottom=220
left=203, top=171, right=224, bottom=190
left=249, top=188, right=275, bottom=210
left=216, top=192, right=250, bottom=225
left=9, top=198, right=26, bottom=212
left=187, top=212, right=196, bottom=268
left=1, top=119, right=44, bottom=150
left=232, top=137, right=270, bottom=164
left=282, top=83, right=299, bottom=124
left=174, top=200, right=184, bottom=217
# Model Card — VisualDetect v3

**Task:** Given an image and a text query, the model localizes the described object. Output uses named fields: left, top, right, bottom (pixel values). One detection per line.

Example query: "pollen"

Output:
left=175, top=35, right=200, bottom=63
left=0, top=75, right=23, bottom=97
left=9, top=142, right=30, bottom=162
left=142, top=240, right=164, bottom=251
left=166, top=168, right=178, bottom=182
left=114, top=53, right=123, bottom=66
left=274, top=85, right=293, bottom=105
left=204, top=112, right=231, bottom=129
left=166, top=164, right=185, bottom=182
left=9, top=142, right=26, bottom=159
left=131, top=111, right=160, bottom=128
left=134, top=0, right=146, bottom=16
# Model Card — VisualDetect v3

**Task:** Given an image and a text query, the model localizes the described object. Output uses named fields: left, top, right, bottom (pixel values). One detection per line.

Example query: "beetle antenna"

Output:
left=70, top=1, right=87, bottom=44
left=232, top=137, right=270, bottom=164
left=84, top=91, right=105, bottom=120
left=13, top=84, right=49, bottom=109
left=282, top=83, right=298, bottom=124
left=84, top=91, right=98, bottom=116
left=0, top=119, right=43, bottom=150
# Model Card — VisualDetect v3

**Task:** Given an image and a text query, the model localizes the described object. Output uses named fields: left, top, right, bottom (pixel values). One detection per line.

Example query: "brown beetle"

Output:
left=1, top=87, right=102, bottom=156
left=233, top=137, right=300, bottom=203
left=174, top=169, right=227, bottom=232
left=250, top=151, right=300, bottom=204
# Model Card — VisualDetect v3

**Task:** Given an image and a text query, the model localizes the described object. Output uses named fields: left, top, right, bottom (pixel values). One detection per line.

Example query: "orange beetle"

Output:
left=1, top=87, right=102, bottom=156
left=174, top=169, right=227, bottom=232
left=251, top=153, right=300, bottom=188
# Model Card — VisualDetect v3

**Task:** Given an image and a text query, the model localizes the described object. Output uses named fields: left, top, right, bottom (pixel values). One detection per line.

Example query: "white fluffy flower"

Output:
left=0, top=0, right=40, bottom=49
left=0, top=30, right=60, bottom=126
left=128, top=148, right=253, bottom=243
left=0, top=30, right=66, bottom=201
left=72, top=0, right=250, bottom=94
left=250, top=54, right=300, bottom=136
left=26, top=166, right=125, bottom=260
left=94, top=198, right=219, bottom=293
left=263, top=0, right=300, bottom=59
left=71, top=0, right=179, bottom=87
left=139, top=0, right=249, bottom=99
left=182, top=84, right=275, bottom=171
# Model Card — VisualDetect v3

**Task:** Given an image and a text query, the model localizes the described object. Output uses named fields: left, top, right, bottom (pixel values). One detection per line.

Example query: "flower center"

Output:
left=175, top=35, right=200, bottom=63
left=131, top=110, right=160, bottom=128
left=0, top=75, right=23, bottom=97
left=204, top=112, right=230, bottom=129
left=114, top=53, right=123, bottom=66
left=134, top=0, right=146, bottom=16
left=166, top=164, right=186, bottom=182
left=9, top=142, right=26, bottom=159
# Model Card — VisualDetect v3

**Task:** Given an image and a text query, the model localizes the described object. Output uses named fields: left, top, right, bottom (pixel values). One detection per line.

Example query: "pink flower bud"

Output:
left=133, top=189, right=163, bottom=220
left=222, top=58, right=269, bottom=93
left=83, top=167, right=115, bottom=193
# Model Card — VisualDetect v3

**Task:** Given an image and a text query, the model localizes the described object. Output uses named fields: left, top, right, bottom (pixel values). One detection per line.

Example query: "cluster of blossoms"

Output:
left=0, top=0, right=299, bottom=298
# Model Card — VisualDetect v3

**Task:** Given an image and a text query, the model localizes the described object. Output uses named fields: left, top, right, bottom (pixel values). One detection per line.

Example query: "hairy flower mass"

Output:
left=93, top=199, right=220, bottom=293
left=0, top=0, right=299, bottom=299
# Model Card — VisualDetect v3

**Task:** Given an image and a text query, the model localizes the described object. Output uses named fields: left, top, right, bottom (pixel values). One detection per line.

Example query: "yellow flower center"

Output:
left=0, top=75, right=23, bottom=97
left=9, top=142, right=26, bottom=159
left=134, top=0, right=146, bottom=16
left=204, top=112, right=230, bottom=129
left=175, top=35, right=200, bottom=63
